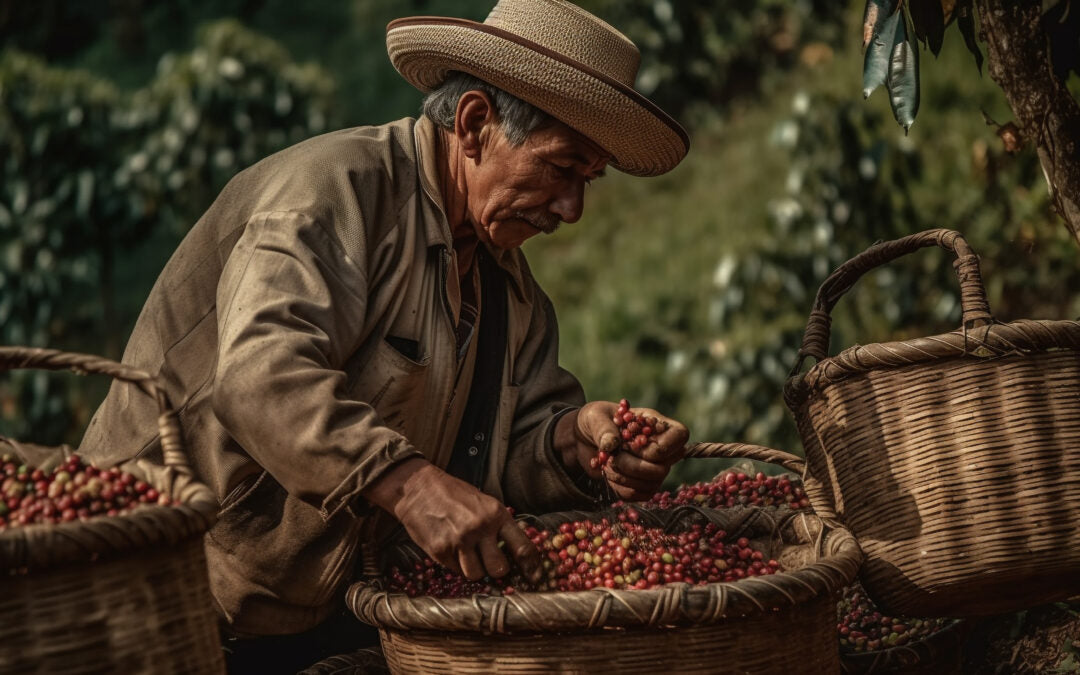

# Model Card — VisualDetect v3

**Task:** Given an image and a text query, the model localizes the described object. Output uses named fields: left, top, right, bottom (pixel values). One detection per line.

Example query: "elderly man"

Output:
left=80, top=0, right=691, bottom=671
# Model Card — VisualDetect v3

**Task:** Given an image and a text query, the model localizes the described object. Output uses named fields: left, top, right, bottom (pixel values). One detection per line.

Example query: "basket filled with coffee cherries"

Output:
left=0, top=347, right=223, bottom=675
left=348, top=400, right=863, bottom=674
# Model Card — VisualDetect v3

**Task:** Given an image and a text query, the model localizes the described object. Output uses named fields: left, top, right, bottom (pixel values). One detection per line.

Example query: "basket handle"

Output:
left=684, top=441, right=806, bottom=475
left=0, top=347, right=190, bottom=473
left=789, top=228, right=993, bottom=377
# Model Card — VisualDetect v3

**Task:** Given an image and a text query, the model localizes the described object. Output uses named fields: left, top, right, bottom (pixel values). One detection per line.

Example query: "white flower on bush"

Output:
left=712, top=255, right=737, bottom=289
left=792, top=91, right=810, bottom=115
left=218, top=57, right=245, bottom=80
left=768, top=197, right=803, bottom=228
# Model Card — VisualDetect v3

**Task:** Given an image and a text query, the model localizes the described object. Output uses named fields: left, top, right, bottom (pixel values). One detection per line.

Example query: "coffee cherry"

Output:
left=0, top=454, right=175, bottom=530
left=837, top=583, right=950, bottom=653
left=645, top=468, right=811, bottom=511
left=387, top=514, right=781, bottom=598
left=596, top=399, right=667, bottom=472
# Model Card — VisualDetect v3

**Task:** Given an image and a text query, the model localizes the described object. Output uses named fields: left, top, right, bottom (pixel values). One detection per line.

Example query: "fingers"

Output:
left=623, top=409, right=688, bottom=464
left=499, top=520, right=543, bottom=584
left=457, top=547, right=486, bottom=581
left=574, top=402, right=620, bottom=453
left=455, top=521, right=542, bottom=583
left=603, top=454, right=667, bottom=501
left=429, top=546, right=465, bottom=577
left=608, top=451, right=668, bottom=483
left=477, top=537, right=511, bottom=579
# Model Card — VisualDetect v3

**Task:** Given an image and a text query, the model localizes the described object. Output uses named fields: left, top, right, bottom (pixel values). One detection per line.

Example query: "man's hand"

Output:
left=361, top=458, right=542, bottom=583
left=555, top=401, right=689, bottom=501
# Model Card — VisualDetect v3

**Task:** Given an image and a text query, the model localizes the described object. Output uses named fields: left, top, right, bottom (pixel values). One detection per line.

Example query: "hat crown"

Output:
left=484, top=0, right=640, bottom=88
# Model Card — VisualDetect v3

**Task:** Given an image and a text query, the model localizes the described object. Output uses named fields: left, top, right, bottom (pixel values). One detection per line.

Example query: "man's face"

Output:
left=465, top=120, right=610, bottom=250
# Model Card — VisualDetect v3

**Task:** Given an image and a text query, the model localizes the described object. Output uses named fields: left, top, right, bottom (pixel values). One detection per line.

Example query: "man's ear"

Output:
left=454, top=90, right=498, bottom=160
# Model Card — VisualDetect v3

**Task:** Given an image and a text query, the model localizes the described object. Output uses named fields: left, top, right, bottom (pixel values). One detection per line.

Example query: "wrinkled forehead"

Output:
left=532, top=120, right=612, bottom=169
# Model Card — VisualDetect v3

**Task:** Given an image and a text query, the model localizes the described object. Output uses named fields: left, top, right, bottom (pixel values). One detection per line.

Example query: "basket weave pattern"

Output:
left=350, top=454, right=862, bottom=675
left=0, top=347, right=223, bottom=674
left=784, top=229, right=1080, bottom=617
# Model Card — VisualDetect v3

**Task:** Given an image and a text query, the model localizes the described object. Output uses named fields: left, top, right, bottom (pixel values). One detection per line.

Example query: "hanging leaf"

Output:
left=957, top=0, right=984, bottom=74
left=886, top=15, right=920, bottom=132
left=863, top=0, right=899, bottom=49
left=863, top=1, right=902, bottom=98
left=909, top=0, right=946, bottom=55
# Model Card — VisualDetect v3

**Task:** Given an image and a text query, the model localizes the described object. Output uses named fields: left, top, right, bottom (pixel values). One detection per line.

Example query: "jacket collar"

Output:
left=413, top=116, right=530, bottom=299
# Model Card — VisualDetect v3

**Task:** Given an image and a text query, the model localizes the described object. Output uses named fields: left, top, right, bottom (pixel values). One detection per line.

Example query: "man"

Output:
left=79, top=0, right=691, bottom=671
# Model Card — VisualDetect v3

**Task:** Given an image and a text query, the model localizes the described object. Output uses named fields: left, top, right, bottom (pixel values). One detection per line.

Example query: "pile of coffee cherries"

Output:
left=387, top=509, right=781, bottom=598
left=591, top=398, right=667, bottom=470
left=837, top=583, right=951, bottom=652
left=647, top=469, right=810, bottom=510
left=0, top=453, right=170, bottom=529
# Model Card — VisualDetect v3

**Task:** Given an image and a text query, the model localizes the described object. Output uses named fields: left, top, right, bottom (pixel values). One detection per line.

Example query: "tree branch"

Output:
left=975, top=0, right=1080, bottom=245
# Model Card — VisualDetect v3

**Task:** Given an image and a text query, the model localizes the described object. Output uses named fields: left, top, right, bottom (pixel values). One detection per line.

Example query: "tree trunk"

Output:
left=975, top=0, right=1080, bottom=245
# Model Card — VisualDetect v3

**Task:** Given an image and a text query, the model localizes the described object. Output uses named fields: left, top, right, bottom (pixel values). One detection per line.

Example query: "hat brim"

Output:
left=387, top=17, right=689, bottom=177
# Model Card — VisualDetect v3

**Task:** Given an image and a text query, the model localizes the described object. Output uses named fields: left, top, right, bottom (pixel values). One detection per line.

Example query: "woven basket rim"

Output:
left=348, top=508, right=863, bottom=634
left=796, top=318, right=1080, bottom=396
left=0, top=347, right=219, bottom=571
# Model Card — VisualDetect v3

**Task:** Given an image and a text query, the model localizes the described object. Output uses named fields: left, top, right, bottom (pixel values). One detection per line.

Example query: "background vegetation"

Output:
left=1, top=1, right=1077, bottom=489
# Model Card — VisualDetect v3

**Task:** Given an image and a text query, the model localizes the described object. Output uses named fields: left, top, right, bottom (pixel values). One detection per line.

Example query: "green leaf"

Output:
left=957, top=0, right=984, bottom=74
left=863, top=1, right=902, bottom=98
left=886, top=15, right=920, bottom=132
left=910, top=0, right=946, bottom=55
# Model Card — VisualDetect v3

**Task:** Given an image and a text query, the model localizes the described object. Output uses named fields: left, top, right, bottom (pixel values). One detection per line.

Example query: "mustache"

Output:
left=513, top=210, right=560, bottom=234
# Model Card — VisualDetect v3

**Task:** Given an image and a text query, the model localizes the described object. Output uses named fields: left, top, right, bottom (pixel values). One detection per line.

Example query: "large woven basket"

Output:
left=347, top=443, right=862, bottom=675
left=782, top=228, right=1080, bottom=618
left=0, top=347, right=224, bottom=674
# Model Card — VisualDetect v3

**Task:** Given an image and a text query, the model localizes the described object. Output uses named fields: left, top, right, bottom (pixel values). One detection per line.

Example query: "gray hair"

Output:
left=422, top=72, right=550, bottom=146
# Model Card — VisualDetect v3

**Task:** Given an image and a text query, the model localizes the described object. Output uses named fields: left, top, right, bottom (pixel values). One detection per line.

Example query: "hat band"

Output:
left=387, top=16, right=690, bottom=150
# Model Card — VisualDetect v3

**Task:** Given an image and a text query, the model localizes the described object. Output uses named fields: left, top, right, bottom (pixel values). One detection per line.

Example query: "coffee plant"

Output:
left=667, top=79, right=1080, bottom=459
left=582, top=0, right=845, bottom=123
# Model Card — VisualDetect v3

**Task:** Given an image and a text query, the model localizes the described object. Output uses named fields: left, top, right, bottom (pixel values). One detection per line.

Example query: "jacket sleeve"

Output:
left=212, top=210, right=423, bottom=521
left=499, top=280, right=598, bottom=514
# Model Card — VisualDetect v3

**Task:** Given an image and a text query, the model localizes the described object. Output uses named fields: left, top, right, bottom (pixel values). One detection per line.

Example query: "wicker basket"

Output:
left=0, top=347, right=224, bottom=674
left=782, top=228, right=1080, bottom=618
left=839, top=618, right=969, bottom=675
left=347, top=444, right=862, bottom=675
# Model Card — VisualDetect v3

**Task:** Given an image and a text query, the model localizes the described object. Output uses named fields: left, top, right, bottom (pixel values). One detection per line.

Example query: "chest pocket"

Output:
left=344, top=337, right=430, bottom=437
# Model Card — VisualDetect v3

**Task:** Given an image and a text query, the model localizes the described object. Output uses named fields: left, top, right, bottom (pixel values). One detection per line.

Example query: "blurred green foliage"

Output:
left=583, top=0, right=845, bottom=123
left=0, top=1, right=1076, bottom=493
left=526, top=8, right=1078, bottom=486
left=0, top=21, right=335, bottom=443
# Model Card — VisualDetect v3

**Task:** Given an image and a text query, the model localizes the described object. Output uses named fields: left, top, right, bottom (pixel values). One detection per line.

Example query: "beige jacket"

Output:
left=79, top=117, right=593, bottom=636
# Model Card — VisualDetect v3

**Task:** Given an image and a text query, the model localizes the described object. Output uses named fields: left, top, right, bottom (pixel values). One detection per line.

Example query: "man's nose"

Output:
left=549, top=180, right=585, bottom=224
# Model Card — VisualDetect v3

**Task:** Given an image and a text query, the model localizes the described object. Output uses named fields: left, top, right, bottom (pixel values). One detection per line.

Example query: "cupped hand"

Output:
left=568, top=401, right=689, bottom=501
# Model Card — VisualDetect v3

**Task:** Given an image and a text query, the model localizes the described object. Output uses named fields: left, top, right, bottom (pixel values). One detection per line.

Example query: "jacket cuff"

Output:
left=318, top=439, right=425, bottom=521
left=531, top=406, right=602, bottom=511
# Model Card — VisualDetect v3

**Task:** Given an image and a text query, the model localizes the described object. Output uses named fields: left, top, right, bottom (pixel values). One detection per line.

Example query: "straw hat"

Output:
left=386, top=0, right=689, bottom=177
